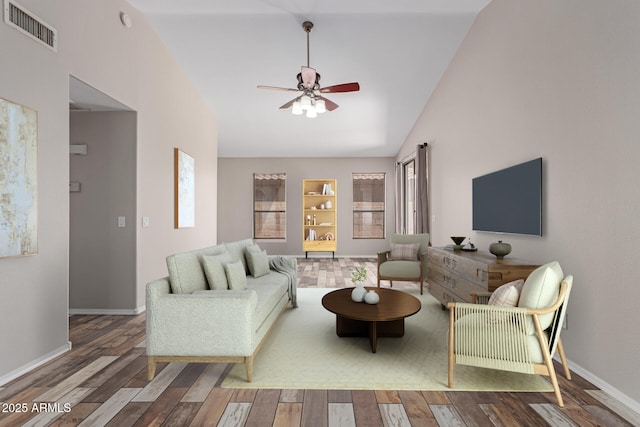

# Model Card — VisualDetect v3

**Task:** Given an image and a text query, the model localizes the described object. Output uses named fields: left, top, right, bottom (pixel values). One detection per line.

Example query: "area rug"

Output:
left=221, top=288, right=553, bottom=391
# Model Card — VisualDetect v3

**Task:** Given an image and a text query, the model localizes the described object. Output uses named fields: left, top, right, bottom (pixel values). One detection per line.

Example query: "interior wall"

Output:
left=0, top=0, right=217, bottom=383
left=218, top=157, right=395, bottom=257
left=57, top=0, right=219, bottom=310
left=69, top=111, right=137, bottom=312
left=398, top=0, right=640, bottom=406
left=0, top=1, right=69, bottom=383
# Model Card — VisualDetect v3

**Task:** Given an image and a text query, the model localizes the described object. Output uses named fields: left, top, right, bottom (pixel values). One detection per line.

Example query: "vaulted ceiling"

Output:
left=126, top=0, right=491, bottom=157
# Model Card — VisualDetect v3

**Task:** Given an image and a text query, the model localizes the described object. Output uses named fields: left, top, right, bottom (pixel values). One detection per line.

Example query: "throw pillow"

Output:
left=201, top=252, right=233, bottom=290
left=224, top=260, right=248, bottom=290
left=389, top=242, right=420, bottom=261
left=488, top=279, right=525, bottom=307
left=518, top=261, right=564, bottom=334
left=245, top=246, right=270, bottom=278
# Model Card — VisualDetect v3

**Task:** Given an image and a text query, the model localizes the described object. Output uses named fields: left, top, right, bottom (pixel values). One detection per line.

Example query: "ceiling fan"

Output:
left=257, top=21, right=360, bottom=118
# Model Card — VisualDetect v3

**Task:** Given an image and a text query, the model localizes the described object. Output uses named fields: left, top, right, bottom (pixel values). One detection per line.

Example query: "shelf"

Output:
left=303, top=179, right=337, bottom=257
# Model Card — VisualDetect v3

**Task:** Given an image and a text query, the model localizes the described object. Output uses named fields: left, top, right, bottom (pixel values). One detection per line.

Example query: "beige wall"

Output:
left=69, top=111, right=137, bottom=312
left=218, top=157, right=395, bottom=257
left=0, top=0, right=217, bottom=382
left=398, top=0, right=640, bottom=405
left=0, top=1, right=69, bottom=383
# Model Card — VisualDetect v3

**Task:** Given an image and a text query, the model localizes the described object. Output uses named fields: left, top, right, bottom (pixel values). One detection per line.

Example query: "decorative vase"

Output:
left=364, top=290, right=380, bottom=304
left=351, top=284, right=367, bottom=302
left=325, top=200, right=332, bottom=209
left=489, top=240, right=512, bottom=259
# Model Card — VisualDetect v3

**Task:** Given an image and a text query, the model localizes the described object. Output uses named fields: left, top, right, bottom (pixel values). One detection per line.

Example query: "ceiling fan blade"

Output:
left=319, top=82, right=360, bottom=93
left=257, top=85, right=300, bottom=92
left=301, top=66, right=317, bottom=88
left=279, top=98, right=298, bottom=109
left=318, top=96, right=339, bottom=111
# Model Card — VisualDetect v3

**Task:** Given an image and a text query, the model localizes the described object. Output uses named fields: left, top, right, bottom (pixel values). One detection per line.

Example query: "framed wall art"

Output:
left=174, top=148, right=195, bottom=228
left=0, top=97, right=38, bottom=258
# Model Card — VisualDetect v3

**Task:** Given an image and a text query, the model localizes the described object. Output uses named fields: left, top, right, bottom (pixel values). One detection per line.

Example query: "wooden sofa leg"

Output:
left=245, top=357, right=254, bottom=382
left=147, top=357, right=157, bottom=381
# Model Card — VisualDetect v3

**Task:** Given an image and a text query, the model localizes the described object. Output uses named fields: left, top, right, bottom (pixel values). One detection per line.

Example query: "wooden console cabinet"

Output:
left=427, top=246, right=539, bottom=307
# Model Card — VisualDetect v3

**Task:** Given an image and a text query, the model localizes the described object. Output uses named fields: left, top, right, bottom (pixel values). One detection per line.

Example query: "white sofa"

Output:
left=146, top=238, right=297, bottom=382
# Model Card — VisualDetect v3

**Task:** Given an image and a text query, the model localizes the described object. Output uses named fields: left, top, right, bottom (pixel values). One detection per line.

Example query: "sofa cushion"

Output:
left=225, top=260, right=248, bottom=290
left=518, top=261, right=563, bottom=334
left=489, top=279, right=524, bottom=307
left=379, top=260, right=421, bottom=279
left=166, top=245, right=227, bottom=294
left=202, top=252, right=233, bottom=290
left=389, top=242, right=420, bottom=261
left=224, top=238, right=255, bottom=274
left=247, top=275, right=289, bottom=332
left=390, top=233, right=430, bottom=254
left=245, top=245, right=270, bottom=278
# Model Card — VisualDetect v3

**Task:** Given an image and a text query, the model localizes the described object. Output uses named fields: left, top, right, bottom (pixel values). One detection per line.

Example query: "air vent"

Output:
left=3, top=0, right=57, bottom=51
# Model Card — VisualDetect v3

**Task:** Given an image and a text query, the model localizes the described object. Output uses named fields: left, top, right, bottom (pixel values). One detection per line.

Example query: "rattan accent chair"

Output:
left=448, top=261, right=572, bottom=407
left=377, top=233, right=430, bottom=294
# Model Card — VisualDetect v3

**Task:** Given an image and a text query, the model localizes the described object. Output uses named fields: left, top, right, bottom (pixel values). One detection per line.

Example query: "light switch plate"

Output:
left=142, top=217, right=150, bottom=227
left=118, top=216, right=126, bottom=227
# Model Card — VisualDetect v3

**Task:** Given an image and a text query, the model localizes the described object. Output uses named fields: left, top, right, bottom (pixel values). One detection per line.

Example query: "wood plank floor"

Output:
left=1, top=258, right=638, bottom=426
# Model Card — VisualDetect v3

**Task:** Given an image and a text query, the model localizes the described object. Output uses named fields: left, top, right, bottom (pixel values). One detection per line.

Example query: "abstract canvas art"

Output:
left=174, top=148, right=195, bottom=228
left=0, top=97, right=38, bottom=258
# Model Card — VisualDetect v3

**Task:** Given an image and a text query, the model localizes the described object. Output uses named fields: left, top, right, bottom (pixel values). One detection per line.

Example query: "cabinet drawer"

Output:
left=429, top=250, right=489, bottom=286
left=429, top=281, right=461, bottom=307
left=303, top=240, right=336, bottom=252
left=428, top=263, right=484, bottom=303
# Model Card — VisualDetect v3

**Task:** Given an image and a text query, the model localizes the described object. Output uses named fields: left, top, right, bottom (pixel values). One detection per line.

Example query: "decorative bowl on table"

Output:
left=450, top=236, right=465, bottom=250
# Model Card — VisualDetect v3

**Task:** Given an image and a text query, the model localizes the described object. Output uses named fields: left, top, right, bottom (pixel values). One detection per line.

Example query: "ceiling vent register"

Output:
left=3, top=0, right=57, bottom=51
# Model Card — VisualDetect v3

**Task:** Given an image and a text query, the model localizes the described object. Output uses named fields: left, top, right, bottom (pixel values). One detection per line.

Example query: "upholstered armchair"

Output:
left=448, top=261, right=572, bottom=407
left=377, top=233, right=430, bottom=294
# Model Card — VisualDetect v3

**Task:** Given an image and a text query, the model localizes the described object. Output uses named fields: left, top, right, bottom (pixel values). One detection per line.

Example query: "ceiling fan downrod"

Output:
left=302, top=21, right=313, bottom=68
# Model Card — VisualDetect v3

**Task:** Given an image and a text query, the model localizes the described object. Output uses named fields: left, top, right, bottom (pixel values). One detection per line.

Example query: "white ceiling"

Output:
left=120, top=0, right=491, bottom=157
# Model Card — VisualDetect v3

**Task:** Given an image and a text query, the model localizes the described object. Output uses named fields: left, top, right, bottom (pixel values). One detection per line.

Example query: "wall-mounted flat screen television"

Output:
left=472, top=157, right=542, bottom=236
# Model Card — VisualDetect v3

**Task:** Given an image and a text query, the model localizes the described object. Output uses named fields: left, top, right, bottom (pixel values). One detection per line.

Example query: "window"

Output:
left=353, top=173, right=385, bottom=239
left=253, top=173, right=286, bottom=239
left=403, top=159, right=416, bottom=234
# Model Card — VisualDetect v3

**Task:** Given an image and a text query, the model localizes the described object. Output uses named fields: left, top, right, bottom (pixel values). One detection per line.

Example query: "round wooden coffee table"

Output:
left=321, top=287, right=421, bottom=353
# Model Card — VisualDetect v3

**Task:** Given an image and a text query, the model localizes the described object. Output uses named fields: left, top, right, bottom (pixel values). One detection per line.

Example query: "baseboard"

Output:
left=296, top=254, right=377, bottom=259
left=69, top=306, right=145, bottom=316
left=0, top=342, right=72, bottom=387
left=555, top=354, right=640, bottom=416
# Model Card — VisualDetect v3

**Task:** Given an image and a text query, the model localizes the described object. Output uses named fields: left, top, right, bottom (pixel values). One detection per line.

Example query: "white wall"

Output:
left=0, top=0, right=217, bottom=383
left=399, top=0, right=640, bottom=406
left=218, top=157, right=395, bottom=257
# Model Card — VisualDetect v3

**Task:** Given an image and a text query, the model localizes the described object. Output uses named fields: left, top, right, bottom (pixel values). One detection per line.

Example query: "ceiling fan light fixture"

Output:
left=306, top=108, right=318, bottom=118
left=292, top=100, right=303, bottom=115
left=315, top=99, right=326, bottom=113
left=300, top=95, right=312, bottom=110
